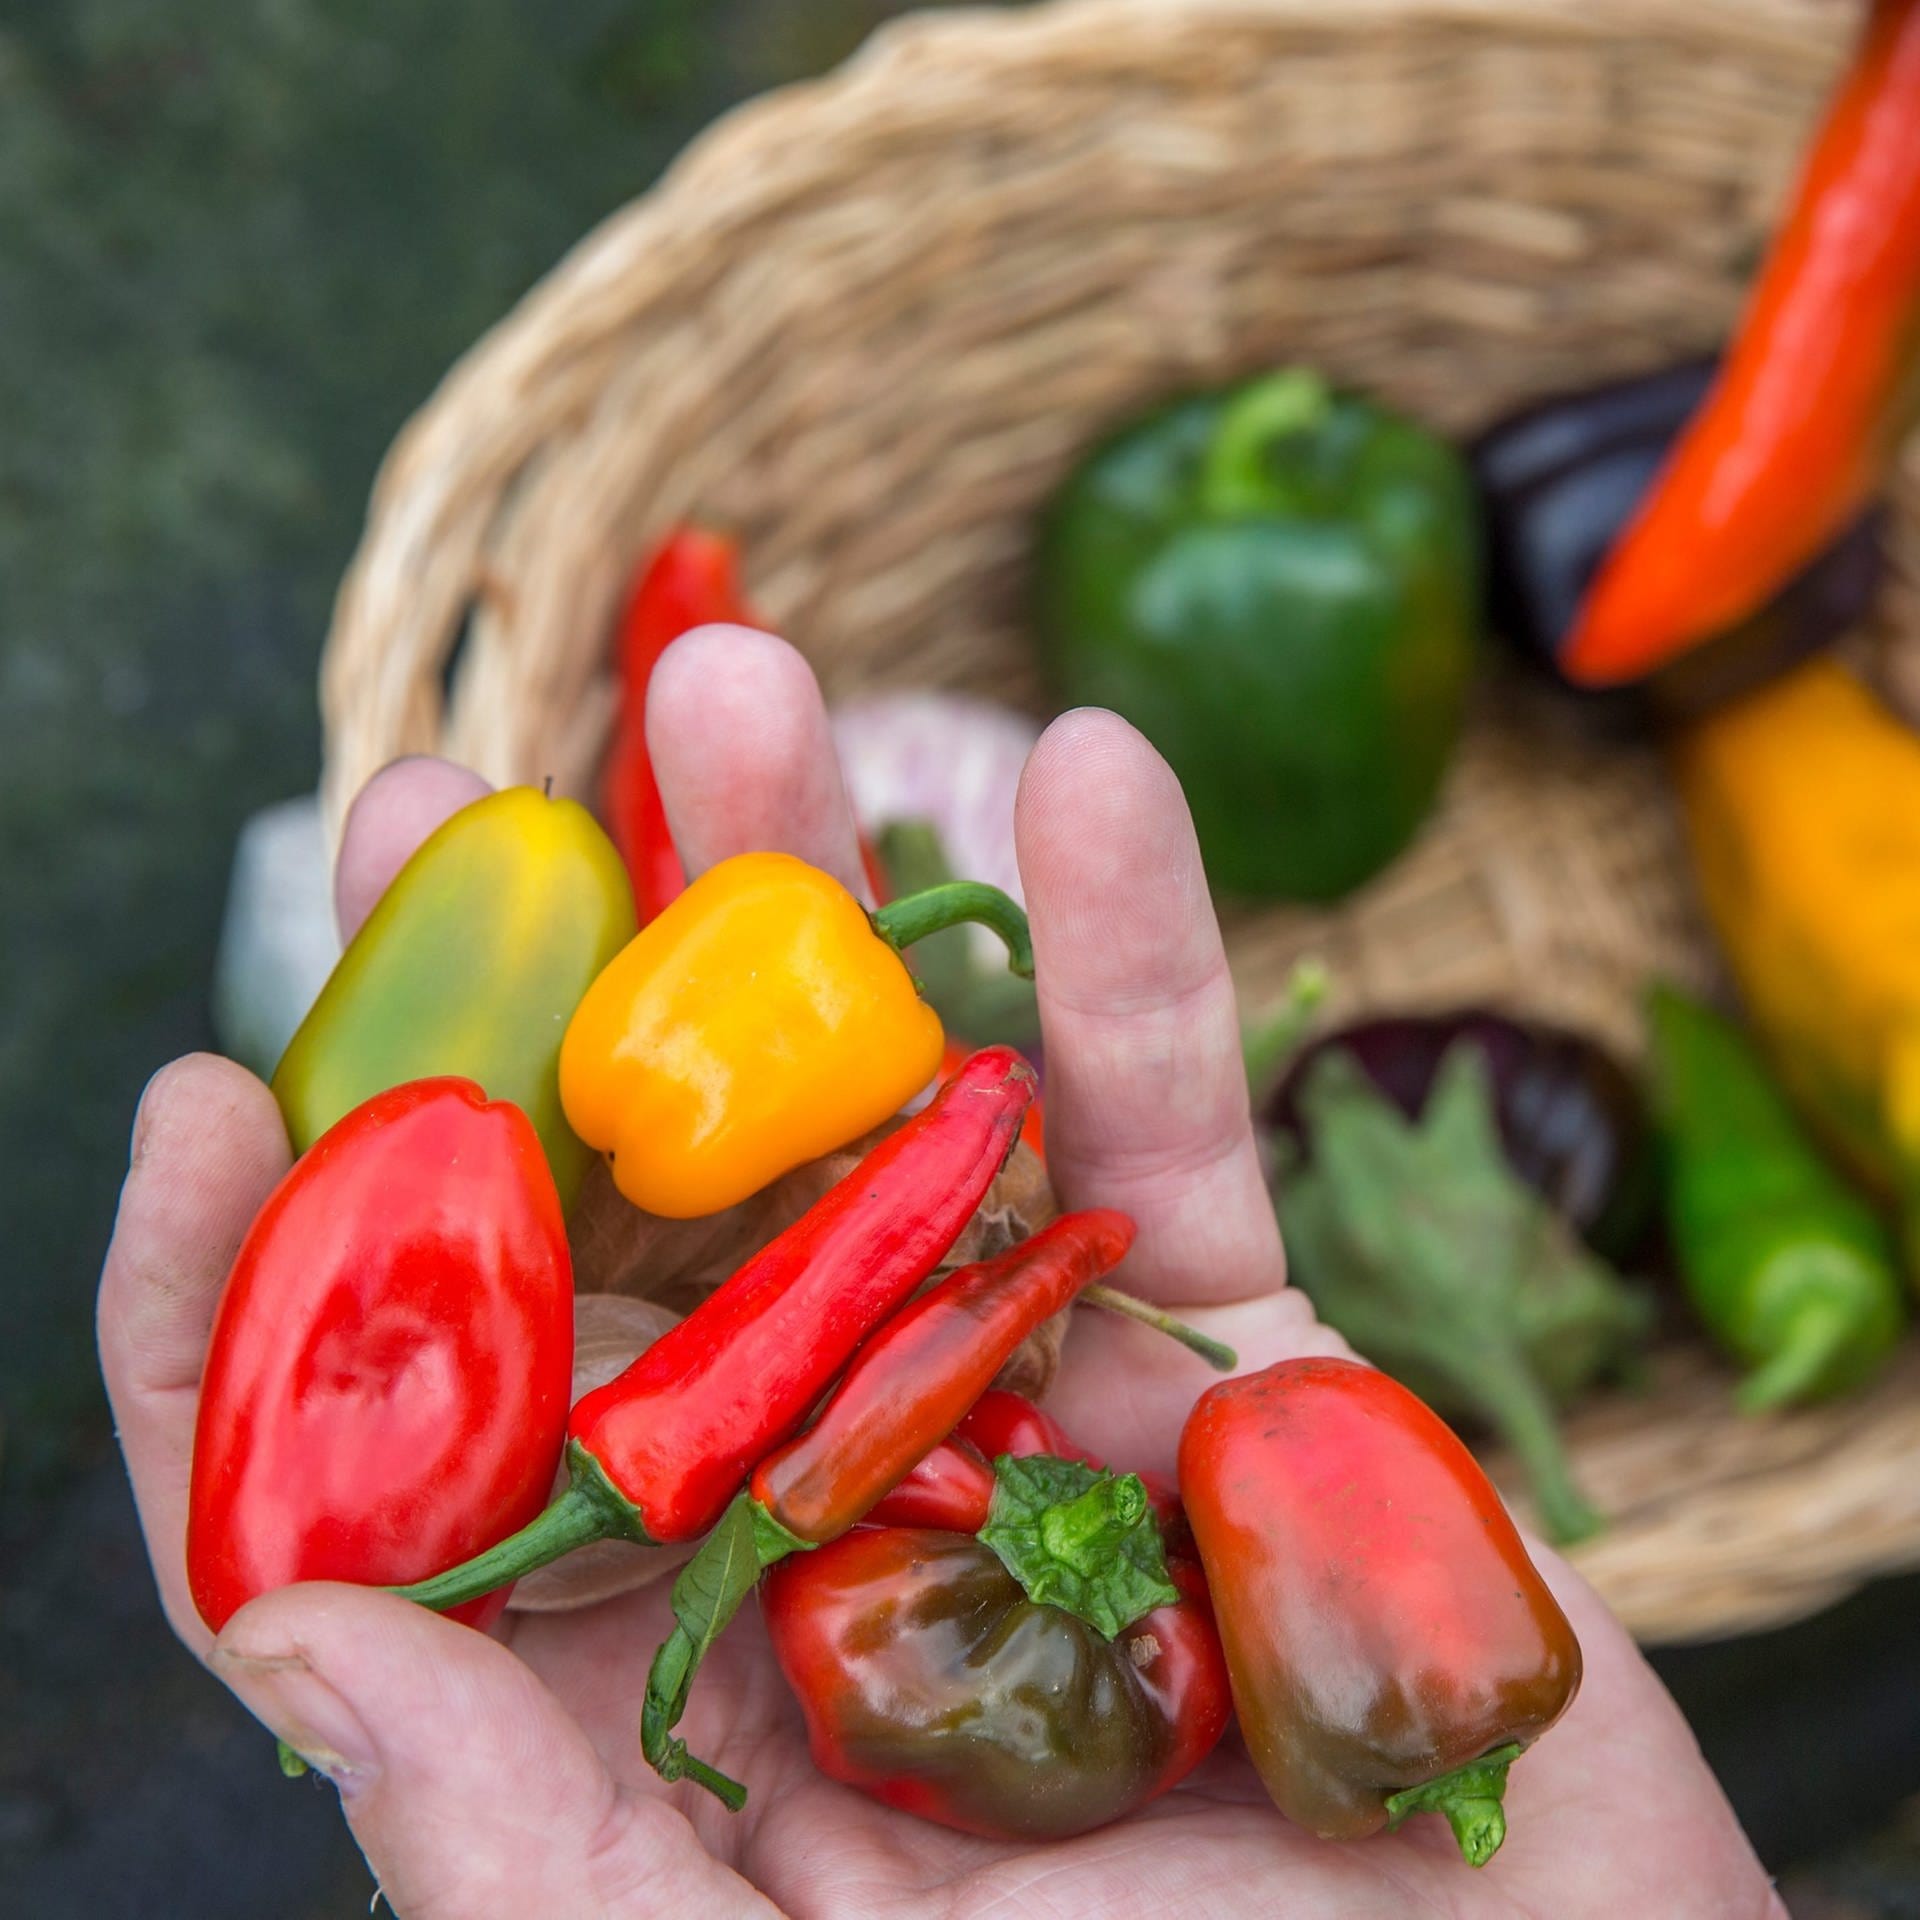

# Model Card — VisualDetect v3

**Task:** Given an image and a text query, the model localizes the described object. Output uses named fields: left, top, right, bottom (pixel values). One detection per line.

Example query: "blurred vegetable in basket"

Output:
left=1037, top=368, right=1478, bottom=902
left=1675, top=661, right=1920, bottom=1274
left=272, top=786, right=635, bottom=1210
left=1646, top=984, right=1903, bottom=1412
left=1561, top=0, right=1920, bottom=686
left=560, top=852, right=1033, bottom=1218
left=1274, top=1046, right=1653, bottom=1544
left=1471, top=360, right=1884, bottom=711
left=1267, top=1011, right=1655, bottom=1263
left=602, top=525, right=757, bottom=922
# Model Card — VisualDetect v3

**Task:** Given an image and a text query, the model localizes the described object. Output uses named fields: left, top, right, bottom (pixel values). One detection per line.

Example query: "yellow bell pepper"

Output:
left=1674, top=659, right=1920, bottom=1261
left=560, top=851, right=1033, bottom=1218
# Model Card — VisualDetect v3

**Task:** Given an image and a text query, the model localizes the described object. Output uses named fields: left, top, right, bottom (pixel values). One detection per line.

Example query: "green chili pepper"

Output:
left=1035, top=368, right=1478, bottom=902
left=1647, top=983, right=1904, bottom=1412
left=272, top=786, right=636, bottom=1208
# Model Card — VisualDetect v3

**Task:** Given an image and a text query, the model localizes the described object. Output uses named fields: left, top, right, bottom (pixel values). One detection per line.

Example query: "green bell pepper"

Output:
left=272, top=785, right=636, bottom=1209
left=1036, top=369, right=1479, bottom=901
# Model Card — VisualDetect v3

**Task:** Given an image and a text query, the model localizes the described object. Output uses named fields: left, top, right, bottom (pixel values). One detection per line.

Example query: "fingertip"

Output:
left=335, top=757, right=492, bottom=941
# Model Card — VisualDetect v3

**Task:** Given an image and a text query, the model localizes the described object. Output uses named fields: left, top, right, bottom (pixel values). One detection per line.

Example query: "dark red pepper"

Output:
left=601, top=526, right=756, bottom=922
left=390, top=1048, right=1035, bottom=1612
left=1178, top=1358, right=1582, bottom=1866
left=764, top=1397, right=1230, bottom=1842
left=187, top=1078, right=574, bottom=1634
left=640, top=1211, right=1136, bottom=1802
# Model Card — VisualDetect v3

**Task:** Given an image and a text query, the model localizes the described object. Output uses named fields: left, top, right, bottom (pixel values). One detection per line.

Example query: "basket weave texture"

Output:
left=319, top=0, right=1920, bottom=1644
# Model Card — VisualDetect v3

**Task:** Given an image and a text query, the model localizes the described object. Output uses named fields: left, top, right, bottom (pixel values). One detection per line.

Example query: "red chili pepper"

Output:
left=940, top=1035, right=1044, bottom=1159
left=1178, top=1358, right=1582, bottom=1866
left=1562, top=0, right=1920, bottom=684
left=601, top=526, right=756, bottom=920
left=390, top=1047, right=1035, bottom=1615
left=763, top=1398, right=1231, bottom=1841
left=187, top=1078, right=573, bottom=1634
left=640, top=1212, right=1135, bottom=1802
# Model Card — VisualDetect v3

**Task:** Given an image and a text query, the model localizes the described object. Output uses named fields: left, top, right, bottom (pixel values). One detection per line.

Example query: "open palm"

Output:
left=100, top=627, right=1780, bottom=1917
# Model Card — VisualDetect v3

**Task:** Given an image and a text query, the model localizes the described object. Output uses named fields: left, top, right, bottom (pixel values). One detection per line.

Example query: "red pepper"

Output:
left=1178, top=1358, right=1582, bottom=1866
left=939, top=1035, right=1045, bottom=1160
left=390, top=1047, right=1036, bottom=1614
left=187, top=1078, right=573, bottom=1634
left=601, top=526, right=756, bottom=920
left=1562, top=0, right=1920, bottom=685
left=640, top=1212, right=1135, bottom=1801
left=763, top=1397, right=1231, bottom=1841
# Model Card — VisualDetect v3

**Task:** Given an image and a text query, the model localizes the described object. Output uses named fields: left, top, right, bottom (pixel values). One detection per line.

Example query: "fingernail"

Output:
left=213, top=1645, right=378, bottom=1786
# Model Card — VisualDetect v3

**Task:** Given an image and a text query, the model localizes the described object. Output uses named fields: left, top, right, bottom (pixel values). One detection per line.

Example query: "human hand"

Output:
left=99, top=626, right=1783, bottom=1917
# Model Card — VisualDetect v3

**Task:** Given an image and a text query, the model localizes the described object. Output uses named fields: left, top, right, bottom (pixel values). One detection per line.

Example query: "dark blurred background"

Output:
left=0, top=4, right=1914, bottom=1914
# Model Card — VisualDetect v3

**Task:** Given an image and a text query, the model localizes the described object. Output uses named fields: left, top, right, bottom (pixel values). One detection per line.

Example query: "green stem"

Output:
left=389, top=1445, right=648, bottom=1612
left=1242, top=960, right=1329, bottom=1094
left=1384, top=1743, right=1522, bottom=1867
left=1736, top=1294, right=1857, bottom=1415
left=1198, top=369, right=1333, bottom=519
left=873, top=882, right=1033, bottom=980
left=1483, top=1351, right=1603, bottom=1547
left=1083, top=1284, right=1236, bottom=1372
left=276, top=1739, right=309, bottom=1779
left=1038, top=1473, right=1146, bottom=1574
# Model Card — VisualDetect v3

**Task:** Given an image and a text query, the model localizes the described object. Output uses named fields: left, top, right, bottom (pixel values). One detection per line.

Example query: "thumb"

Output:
left=213, top=1584, right=772, bottom=1919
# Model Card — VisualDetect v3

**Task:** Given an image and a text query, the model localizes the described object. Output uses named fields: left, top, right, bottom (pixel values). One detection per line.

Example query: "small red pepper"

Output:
left=187, top=1078, right=574, bottom=1634
left=390, top=1048, right=1035, bottom=1613
left=640, top=1211, right=1135, bottom=1802
left=601, top=526, right=756, bottom=921
left=1178, top=1358, right=1582, bottom=1866
left=763, top=1396, right=1231, bottom=1842
left=1563, top=0, right=1920, bottom=684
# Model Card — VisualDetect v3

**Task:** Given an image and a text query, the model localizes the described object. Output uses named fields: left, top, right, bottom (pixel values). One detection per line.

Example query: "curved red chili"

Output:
left=187, top=1077, right=574, bottom=1633
left=1178, top=1357, right=1582, bottom=1866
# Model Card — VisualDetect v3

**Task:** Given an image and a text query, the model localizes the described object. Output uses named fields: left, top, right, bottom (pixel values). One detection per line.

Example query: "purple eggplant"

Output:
left=1266, top=1011, right=1656, bottom=1263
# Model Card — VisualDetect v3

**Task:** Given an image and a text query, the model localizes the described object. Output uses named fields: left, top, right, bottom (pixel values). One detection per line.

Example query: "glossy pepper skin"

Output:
left=601, top=526, right=757, bottom=922
left=391, top=1048, right=1035, bottom=1612
left=1647, top=984, right=1903, bottom=1411
left=763, top=1403, right=1231, bottom=1843
left=1179, top=1358, right=1581, bottom=1866
left=1037, top=368, right=1477, bottom=901
left=561, top=851, right=1032, bottom=1218
left=273, top=786, right=635, bottom=1210
left=187, top=1078, right=573, bottom=1633
left=1563, top=0, right=1920, bottom=684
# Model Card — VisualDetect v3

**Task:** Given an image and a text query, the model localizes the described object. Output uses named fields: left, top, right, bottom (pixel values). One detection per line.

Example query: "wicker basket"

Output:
left=317, top=0, right=1920, bottom=1644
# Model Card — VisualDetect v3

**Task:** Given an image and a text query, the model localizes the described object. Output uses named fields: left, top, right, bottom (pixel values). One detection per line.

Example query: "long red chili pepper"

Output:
left=601, top=526, right=756, bottom=921
left=188, top=1078, right=574, bottom=1636
left=640, top=1210, right=1135, bottom=1802
left=390, top=1047, right=1035, bottom=1615
left=1562, top=0, right=1920, bottom=684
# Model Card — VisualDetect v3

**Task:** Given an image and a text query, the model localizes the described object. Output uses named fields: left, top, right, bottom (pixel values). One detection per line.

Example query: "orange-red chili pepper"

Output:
left=1562, top=0, right=1920, bottom=685
left=601, top=526, right=756, bottom=920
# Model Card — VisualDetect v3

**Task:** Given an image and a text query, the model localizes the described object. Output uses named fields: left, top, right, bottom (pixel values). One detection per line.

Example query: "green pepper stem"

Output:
left=1038, top=1473, right=1146, bottom=1574
left=1482, top=1352, right=1603, bottom=1547
left=873, top=883, right=1034, bottom=980
left=1083, top=1284, right=1237, bottom=1371
left=1384, top=1743, right=1522, bottom=1867
left=276, top=1739, right=309, bottom=1779
left=389, top=1445, right=648, bottom=1612
left=1242, top=960, right=1330, bottom=1094
left=1199, top=369, right=1334, bottom=519
left=1736, top=1294, right=1858, bottom=1415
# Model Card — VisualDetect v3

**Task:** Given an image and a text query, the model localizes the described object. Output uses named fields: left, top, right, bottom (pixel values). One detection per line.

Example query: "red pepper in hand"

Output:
left=641, top=1211, right=1135, bottom=1802
left=764, top=1398, right=1231, bottom=1841
left=601, top=526, right=756, bottom=920
left=1178, top=1358, right=1581, bottom=1866
left=390, top=1048, right=1035, bottom=1616
left=187, top=1078, right=573, bottom=1634
left=1563, top=0, right=1920, bottom=684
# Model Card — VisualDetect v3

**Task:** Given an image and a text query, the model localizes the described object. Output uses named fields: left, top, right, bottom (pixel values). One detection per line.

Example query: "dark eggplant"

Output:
left=1471, top=360, right=1884, bottom=718
left=1266, top=1011, right=1656, bottom=1263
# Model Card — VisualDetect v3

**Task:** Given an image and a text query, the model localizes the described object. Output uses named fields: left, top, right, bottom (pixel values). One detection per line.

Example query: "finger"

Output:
left=98, top=1054, right=292, bottom=1650
left=334, top=756, right=493, bottom=941
left=1015, top=709, right=1287, bottom=1309
left=647, top=624, right=869, bottom=897
left=214, top=1586, right=773, bottom=1918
